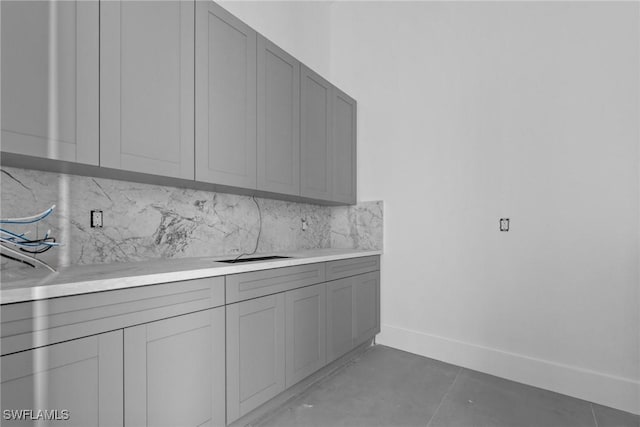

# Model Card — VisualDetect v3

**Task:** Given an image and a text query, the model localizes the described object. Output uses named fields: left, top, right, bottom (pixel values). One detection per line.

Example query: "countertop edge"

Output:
left=1, top=250, right=382, bottom=304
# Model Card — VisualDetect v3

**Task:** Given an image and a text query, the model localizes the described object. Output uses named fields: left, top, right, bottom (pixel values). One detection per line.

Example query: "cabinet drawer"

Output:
left=226, top=263, right=325, bottom=304
left=1, top=276, right=225, bottom=356
left=325, top=256, right=380, bottom=281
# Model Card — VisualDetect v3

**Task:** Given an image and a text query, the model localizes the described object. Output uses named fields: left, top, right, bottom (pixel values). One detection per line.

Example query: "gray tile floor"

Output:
left=254, top=345, right=639, bottom=427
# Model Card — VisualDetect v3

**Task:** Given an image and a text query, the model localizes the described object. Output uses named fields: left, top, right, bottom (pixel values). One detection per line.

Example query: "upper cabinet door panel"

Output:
left=100, top=0, right=194, bottom=179
left=1, top=0, right=99, bottom=165
left=300, top=66, right=333, bottom=200
left=257, top=36, right=300, bottom=196
left=332, top=88, right=357, bottom=204
left=196, top=2, right=257, bottom=188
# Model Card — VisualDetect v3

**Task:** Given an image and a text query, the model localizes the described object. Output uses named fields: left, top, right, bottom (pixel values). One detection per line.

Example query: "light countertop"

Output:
left=0, top=249, right=382, bottom=304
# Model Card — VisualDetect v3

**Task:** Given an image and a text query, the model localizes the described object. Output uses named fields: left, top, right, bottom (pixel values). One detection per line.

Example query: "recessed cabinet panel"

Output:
left=100, top=0, right=194, bottom=179
left=196, top=1, right=257, bottom=188
left=285, top=283, right=326, bottom=387
left=257, top=36, right=301, bottom=196
left=326, top=277, right=355, bottom=363
left=1, top=0, right=99, bottom=164
left=125, top=309, right=225, bottom=427
left=1, top=330, right=123, bottom=427
left=332, top=88, right=357, bottom=204
left=327, top=267, right=380, bottom=363
left=300, top=66, right=333, bottom=200
left=354, top=271, right=380, bottom=346
left=226, top=294, right=285, bottom=423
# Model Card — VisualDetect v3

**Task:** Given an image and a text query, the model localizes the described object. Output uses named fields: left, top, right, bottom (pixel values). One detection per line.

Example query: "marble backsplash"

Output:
left=0, top=167, right=382, bottom=273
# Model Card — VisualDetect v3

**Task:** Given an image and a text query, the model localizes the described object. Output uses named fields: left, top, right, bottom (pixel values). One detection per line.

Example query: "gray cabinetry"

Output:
left=285, top=283, right=327, bottom=387
left=226, top=263, right=325, bottom=304
left=1, top=276, right=224, bottom=356
left=326, top=277, right=355, bottom=363
left=353, top=271, right=381, bottom=346
left=1, top=0, right=99, bottom=165
left=332, top=88, right=357, bottom=204
left=300, top=65, right=333, bottom=200
left=0, top=330, right=123, bottom=427
left=257, top=35, right=301, bottom=196
left=226, top=294, right=286, bottom=423
left=326, top=256, right=380, bottom=282
left=125, top=308, right=225, bottom=427
left=326, top=260, right=380, bottom=363
left=0, top=257, right=378, bottom=427
left=100, top=0, right=194, bottom=179
left=196, top=1, right=257, bottom=188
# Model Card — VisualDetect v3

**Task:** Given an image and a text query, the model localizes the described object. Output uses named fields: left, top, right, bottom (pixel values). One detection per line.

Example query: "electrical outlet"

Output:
left=301, top=218, right=308, bottom=231
left=91, top=210, right=103, bottom=228
left=499, top=218, right=509, bottom=232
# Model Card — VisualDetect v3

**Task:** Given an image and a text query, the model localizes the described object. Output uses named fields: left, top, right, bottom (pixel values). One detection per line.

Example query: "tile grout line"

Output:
left=425, top=366, right=464, bottom=427
left=590, top=403, right=600, bottom=427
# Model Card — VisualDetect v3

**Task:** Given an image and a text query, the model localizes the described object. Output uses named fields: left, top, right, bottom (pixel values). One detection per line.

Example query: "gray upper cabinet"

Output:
left=196, top=1, right=257, bottom=188
left=100, top=0, right=194, bottom=179
left=300, top=65, right=333, bottom=200
left=125, top=308, right=225, bottom=427
left=1, top=0, right=358, bottom=205
left=257, top=36, right=301, bottom=196
left=226, top=293, right=286, bottom=423
left=285, top=283, right=326, bottom=387
left=332, top=87, right=357, bottom=204
left=1, top=330, right=123, bottom=427
left=1, top=0, right=99, bottom=165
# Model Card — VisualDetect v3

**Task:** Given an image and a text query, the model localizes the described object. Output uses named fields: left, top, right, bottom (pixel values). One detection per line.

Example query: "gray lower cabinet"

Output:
left=326, top=277, right=355, bottom=363
left=300, top=65, right=333, bottom=200
left=196, top=1, right=257, bottom=189
left=0, top=330, right=123, bottom=427
left=226, top=293, right=286, bottom=424
left=332, top=88, right=357, bottom=205
left=257, top=35, right=301, bottom=196
left=285, top=283, right=326, bottom=387
left=124, top=308, right=225, bottom=427
left=0, top=259, right=377, bottom=427
left=327, top=271, right=380, bottom=363
left=1, top=0, right=99, bottom=165
left=100, top=0, right=194, bottom=179
left=353, top=271, right=381, bottom=346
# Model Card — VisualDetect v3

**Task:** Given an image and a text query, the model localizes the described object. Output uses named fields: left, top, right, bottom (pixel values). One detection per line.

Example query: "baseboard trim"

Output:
left=378, top=324, right=640, bottom=415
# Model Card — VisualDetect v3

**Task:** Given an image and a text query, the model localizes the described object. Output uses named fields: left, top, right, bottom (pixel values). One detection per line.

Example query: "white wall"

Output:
left=330, top=1, right=640, bottom=414
left=219, top=0, right=332, bottom=78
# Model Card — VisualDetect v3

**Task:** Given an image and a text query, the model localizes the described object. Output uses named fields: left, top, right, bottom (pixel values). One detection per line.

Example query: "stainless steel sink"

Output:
left=216, top=255, right=291, bottom=264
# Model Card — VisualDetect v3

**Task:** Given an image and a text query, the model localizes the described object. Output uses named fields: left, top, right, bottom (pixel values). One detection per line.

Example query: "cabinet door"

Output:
left=257, top=35, right=301, bottom=196
left=196, top=1, right=257, bottom=188
left=1, top=330, right=123, bottom=427
left=354, top=271, right=380, bottom=346
left=332, top=87, right=357, bottom=204
left=124, top=308, right=225, bottom=427
left=285, top=283, right=326, bottom=387
left=226, top=294, right=285, bottom=423
left=326, top=277, right=354, bottom=363
left=300, top=66, right=333, bottom=200
left=100, top=0, right=194, bottom=179
left=1, top=0, right=98, bottom=165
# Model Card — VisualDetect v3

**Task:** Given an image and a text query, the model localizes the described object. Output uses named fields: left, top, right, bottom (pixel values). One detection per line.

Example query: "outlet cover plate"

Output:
left=91, top=210, right=103, bottom=228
